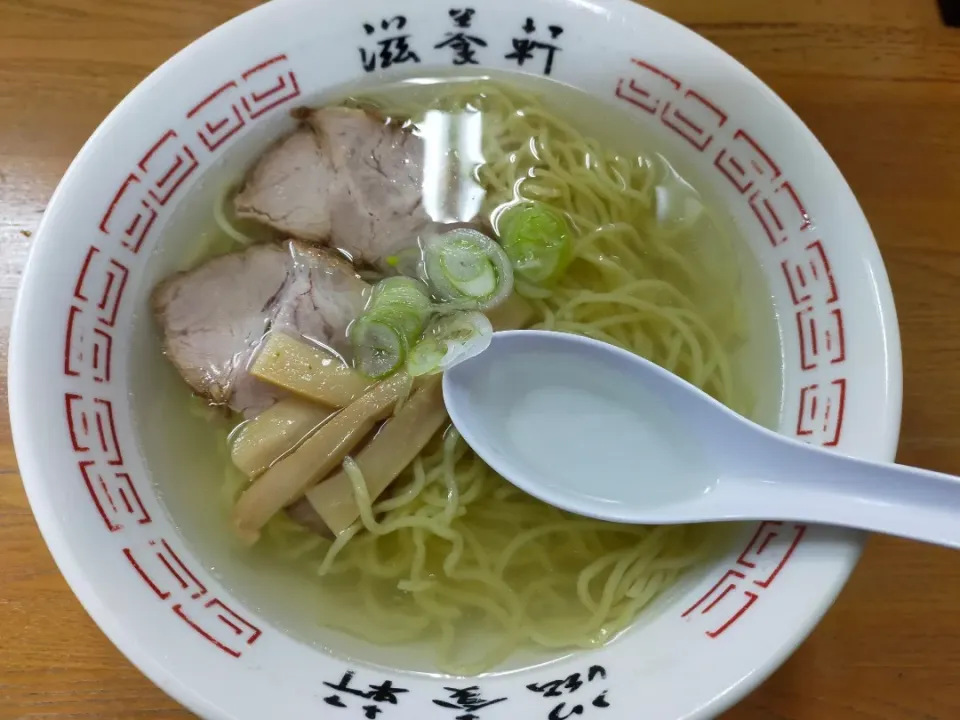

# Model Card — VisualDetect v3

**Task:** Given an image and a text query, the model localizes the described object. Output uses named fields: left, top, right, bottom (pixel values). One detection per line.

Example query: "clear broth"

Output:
left=129, top=69, right=783, bottom=674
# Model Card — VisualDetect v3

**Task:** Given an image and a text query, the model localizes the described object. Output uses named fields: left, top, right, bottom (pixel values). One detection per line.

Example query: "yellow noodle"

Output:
left=242, top=81, right=750, bottom=674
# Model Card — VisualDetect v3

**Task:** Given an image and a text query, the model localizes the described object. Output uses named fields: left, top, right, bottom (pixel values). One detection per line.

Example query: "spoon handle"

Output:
left=730, top=438, right=960, bottom=549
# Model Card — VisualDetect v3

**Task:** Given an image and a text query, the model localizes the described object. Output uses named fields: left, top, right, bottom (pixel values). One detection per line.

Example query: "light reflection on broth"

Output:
left=143, top=72, right=781, bottom=674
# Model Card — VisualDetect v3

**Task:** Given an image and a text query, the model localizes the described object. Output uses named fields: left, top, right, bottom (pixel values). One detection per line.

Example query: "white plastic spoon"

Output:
left=442, top=329, right=960, bottom=549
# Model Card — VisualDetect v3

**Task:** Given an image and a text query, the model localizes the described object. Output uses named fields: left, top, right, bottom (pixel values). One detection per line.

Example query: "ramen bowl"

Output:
left=9, top=0, right=901, bottom=717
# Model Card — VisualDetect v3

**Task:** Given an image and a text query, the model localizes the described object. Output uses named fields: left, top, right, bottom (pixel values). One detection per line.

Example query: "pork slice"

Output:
left=234, top=108, right=432, bottom=269
left=309, top=107, right=431, bottom=265
left=234, top=128, right=338, bottom=242
left=153, top=241, right=369, bottom=417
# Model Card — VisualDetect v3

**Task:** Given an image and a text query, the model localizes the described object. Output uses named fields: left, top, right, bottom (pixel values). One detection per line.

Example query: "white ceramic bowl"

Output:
left=9, top=0, right=901, bottom=718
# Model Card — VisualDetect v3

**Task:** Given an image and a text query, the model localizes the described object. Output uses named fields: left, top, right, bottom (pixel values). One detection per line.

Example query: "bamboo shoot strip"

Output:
left=306, top=377, right=447, bottom=536
left=231, top=372, right=413, bottom=544
left=250, top=332, right=371, bottom=407
left=231, top=397, right=334, bottom=477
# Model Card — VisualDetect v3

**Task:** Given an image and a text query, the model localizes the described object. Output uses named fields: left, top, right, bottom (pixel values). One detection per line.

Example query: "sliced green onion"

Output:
left=422, top=228, right=513, bottom=310
left=496, top=201, right=572, bottom=290
left=368, top=276, right=430, bottom=313
left=371, top=276, right=431, bottom=307
left=406, top=311, right=494, bottom=377
left=350, top=312, right=407, bottom=379
left=350, top=277, right=432, bottom=379
left=368, top=277, right=432, bottom=338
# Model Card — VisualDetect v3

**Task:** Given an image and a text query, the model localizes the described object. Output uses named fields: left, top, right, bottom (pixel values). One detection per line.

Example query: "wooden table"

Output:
left=2, top=0, right=960, bottom=717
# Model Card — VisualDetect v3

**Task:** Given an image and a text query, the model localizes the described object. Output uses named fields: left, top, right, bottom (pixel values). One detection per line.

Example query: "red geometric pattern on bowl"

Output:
left=59, top=51, right=847, bottom=659
left=124, top=540, right=262, bottom=658
left=681, top=522, right=807, bottom=637
left=60, top=52, right=301, bottom=659
left=613, top=58, right=848, bottom=636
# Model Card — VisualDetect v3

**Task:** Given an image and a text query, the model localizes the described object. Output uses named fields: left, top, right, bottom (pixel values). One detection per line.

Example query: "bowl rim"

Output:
left=8, top=0, right=903, bottom=717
